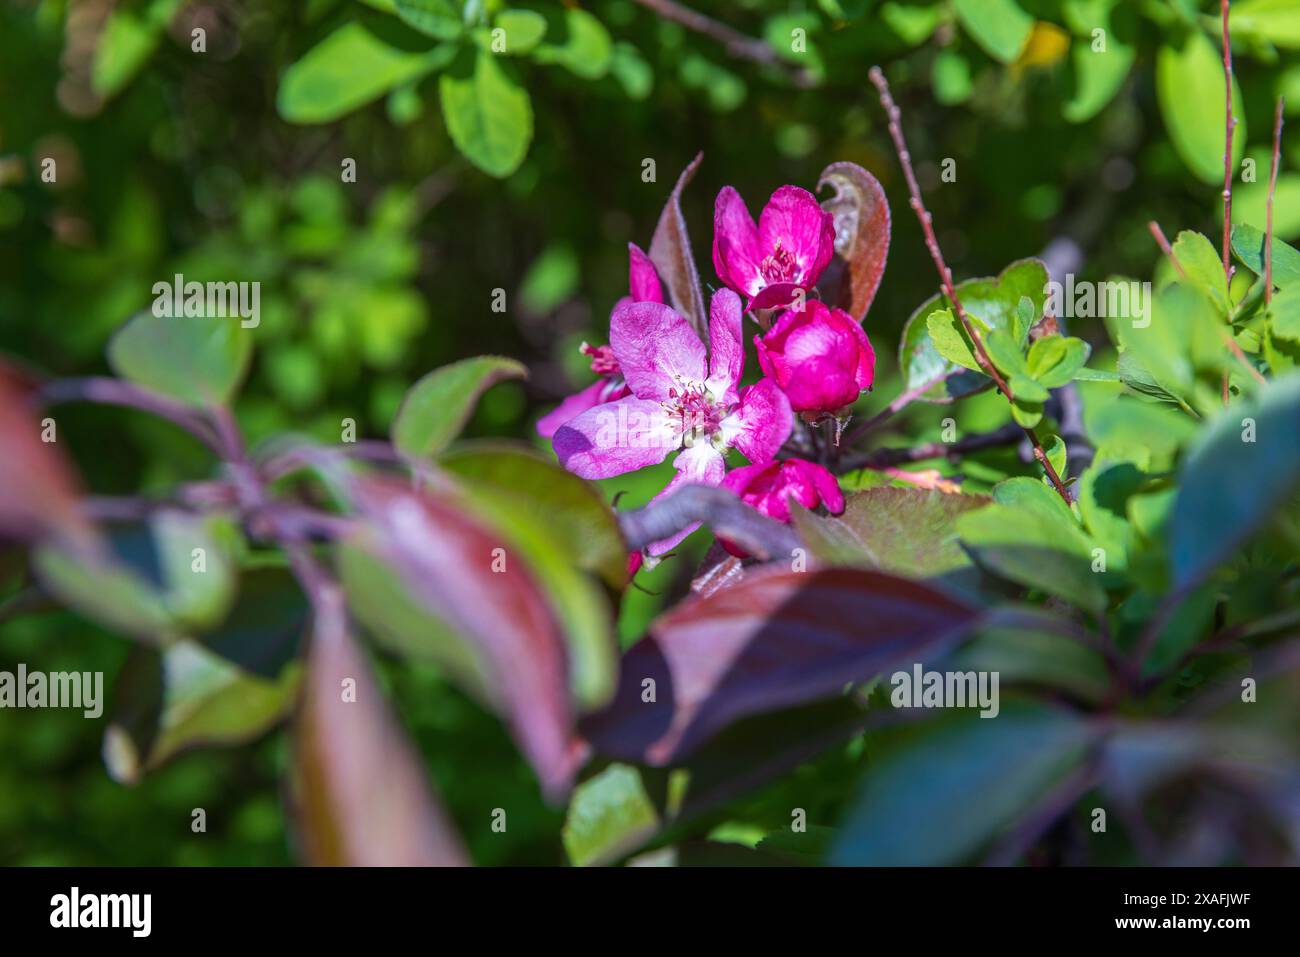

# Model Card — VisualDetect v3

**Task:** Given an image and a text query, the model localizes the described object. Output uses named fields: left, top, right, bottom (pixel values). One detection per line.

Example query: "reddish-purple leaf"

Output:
left=346, top=477, right=583, bottom=800
left=816, top=162, right=891, bottom=323
left=291, top=586, right=468, bottom=866
left=0, top=365, right=88, bottom=544
left=649, top=152, right=708, bottom=343
left=582, top=567, right=979, bottom=765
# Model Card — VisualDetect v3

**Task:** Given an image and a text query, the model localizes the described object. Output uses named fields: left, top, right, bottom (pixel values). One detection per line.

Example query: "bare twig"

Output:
left=1220, top=0, right=1237, bottom=281
left=868, top=66, right=1072, bottom=504
left=842, top=368, right=955, bottom=446
left=617, top=484, right=800, bottom=560
left=1148, top=220, right=1186, bottom=278
left=632, top=0, right=813, bottom=86
left=1266, top=96, right=1286, bottom=305
left=838, top=422, right=1022, bottom=472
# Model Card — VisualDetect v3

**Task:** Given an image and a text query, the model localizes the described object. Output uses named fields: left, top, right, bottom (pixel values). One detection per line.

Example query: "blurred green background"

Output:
left=1, top=0, right=1296, bottom=864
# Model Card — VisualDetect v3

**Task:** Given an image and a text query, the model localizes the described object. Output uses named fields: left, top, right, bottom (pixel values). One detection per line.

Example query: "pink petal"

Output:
left=720, top=460, right=769, bottom=496
left=757, top=185, right=836, bottom=286
left=627, top=243, right=663, bottom=304
left=646, top=443, right=727, bottom=556
left=553, top=396, right=679, bottom=479
left=610, top=301, right=707, bottom=401
left=847, top=317, right=877, bottom=391
left=724, top=378, right=792, bottom=465
left=705, top=288, right=745, bottom=403
left=711, top=186, right=764, bottom=297
left=537, top=379, right=611, bottom=439
left=750, top=282, right=808, bottom=312
left=789, top=459, right=845, bottom=515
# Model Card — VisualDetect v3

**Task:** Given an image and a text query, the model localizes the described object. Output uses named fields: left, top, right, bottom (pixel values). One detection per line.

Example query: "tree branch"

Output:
left=35, top=376, right=225, bottom=455
left=632, top=0, right=814, bottom=87
left=868, top=66, right=1072, bottom=504
left=617, top=484, right=800, bottom=560
left=838, top=422, right=1023, bottom=472
left=1266, top=96, right=1286, bottom=306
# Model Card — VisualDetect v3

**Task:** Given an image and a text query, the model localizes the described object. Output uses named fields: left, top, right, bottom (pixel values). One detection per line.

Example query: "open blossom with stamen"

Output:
left=536, top=243, right=662, bottom=438
left=718, top=457, right=845, bottom=557
left=712, top=185, right=836, bottom=311
left=554, top=288, right=792, bottom=555
left=755, top=300, right=876, bottom=414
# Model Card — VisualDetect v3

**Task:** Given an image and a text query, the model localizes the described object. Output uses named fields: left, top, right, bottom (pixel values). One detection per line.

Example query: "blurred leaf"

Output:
left=291, top=588, right=468, bottom=865
left=1170, top=373, right=1300, bottom=587
left=1234, top=0, right=1300, bottom=49
left=932, top=48, right=973, bottom=105
left=582, top=568, right=980, bottom=764
left=278, top=23, right=452, bottom=123
left=831, top=704, right=1095, bottom=865
left=1232, top=223, right=1300, bottom=288
left=881, top=1, right=942, bottom=45
left=107, top=313, right=252, bottom=409
left=953, top=0, right=1033, bottom=63
left=1234, top=173, right=1300, bottom=241
left=519, top=243, right=579, bottom=313
left=1156, top=31, right=1246, bottom=185
left=439, top=46, right=533, bottom=177
left=391, top=355, right=527, bottom=460
left=951, top=611, right=1111, bottom=704
left=609, top=42, right=653, bottom=100
left=792, top=488, right=991, bottom=577
left=563, top=763, right=661, bottom=866
left=1062, top=0, right=1136, bottom=122
left=648, top=153, right=709, bottom=343
left=0, top=367, right=87, bottom=542
left=494, top=9, right=547, bottom=54
left=816, top=161, right=891, bottom=323
left=92, top=0, right=180, bottom=98
left=342, top=477, right=580, bottom=799
left=532, top=8, right=612, bottom=78
left=394, top=0, right=463, bottom=40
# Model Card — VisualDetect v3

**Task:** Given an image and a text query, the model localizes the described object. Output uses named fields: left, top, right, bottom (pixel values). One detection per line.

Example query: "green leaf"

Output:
left=831, top=704, right=1095, bottom=865
left=1232, top=223, right=1300, bottom=288
left=439, top=442, right=627, bottom=587
left=957, top=497, right=1107, bottom=613
left=532, top=9, right=612, bottom=79
left=926, top=308, right=984, bottom=372
left=1113, top=283, right=1226, bottom=405
left=791, top=488, right=991, bottom=577
left=1027, top=335, right=1091, bottom=387
left=881, top=1, right=943, bottom=45
left=493, top=9, right=548, bottom=54
left=953, top=0, right=1034, bottom=63
left=439, top=46, right=534, bottom=177
left=278, top=23, right=451, bottom=124
left=1234, top=0, right=1300, bottom=49
left=1170, top=374, right=1300, bottom=587
left=1172, top=230, right=1231, bottom=315
left=1043, top=433, right=1067, bottom=480
left=932, top=49, right=973, bottom=105
left=984, top=327, right=1029, bottom=377
left=1233, top=173, right=1300, bottom=241
left=394, top=0, right=464, bottom=40
left=563, top=764, right=662, bottom=866
left=609, top=42, right=654, bottom=100
left=108, top=312, right=252, bottom=408
left=1156, top=31, right=1246, bottom=185
left=1063, top=3, right=1136, bottom=123
left=391, top=356, right=527, bottom=460
left=92, top=0, right=180, bottom=98
left=899, top=259, right=1049, bottom=402
left=951, top=609, right=1111, bottom=704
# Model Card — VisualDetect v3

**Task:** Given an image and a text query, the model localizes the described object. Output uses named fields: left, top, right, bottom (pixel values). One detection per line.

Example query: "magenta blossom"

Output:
left=712, top=185, right=836, bottom=311
left=755, top=300, right=876, bottom=415
left=719, top=458, right=845, bottom=558
left=536, top=244, right=663, bottom=439
left=554, top=288, right=793, bottom=555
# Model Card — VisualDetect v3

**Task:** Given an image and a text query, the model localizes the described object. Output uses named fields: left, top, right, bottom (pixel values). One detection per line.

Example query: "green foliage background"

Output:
left=1, top=0, right=1297, bottom=864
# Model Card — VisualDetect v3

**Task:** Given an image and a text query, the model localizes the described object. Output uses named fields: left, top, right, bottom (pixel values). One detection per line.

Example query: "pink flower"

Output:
left=755, top=300, right=876, bottom=415
left=537, top=244, right=662, bottom=438
left=719, top=458, right=845, bottom=558
left=712, top=185, right=836, bottom=311
left=554, top=288, right=793, bottom=555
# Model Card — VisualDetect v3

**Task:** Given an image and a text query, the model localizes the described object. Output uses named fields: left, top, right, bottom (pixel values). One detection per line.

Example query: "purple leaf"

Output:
left=345, top=477, right=583, bottom=800
left=816, top=161, right=891, bottom=323
left=582, top=567, right=980, bottom=764
left=648, top=152, right=708, bottom=343
left=290, top=586, right=468, bottom=866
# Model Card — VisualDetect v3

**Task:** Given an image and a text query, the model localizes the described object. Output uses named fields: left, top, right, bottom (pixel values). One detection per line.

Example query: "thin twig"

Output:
left=838, top=422, right=1022, bottom=472
left=1148, top=220, right=1186, bottom=278
left=868, top=66, right=1072, bottom=504
left=632, top=0, right=813, bottom=86
left=617, top=484, right=800, bottom=561
left=35, top=376, right=225, bottom=454
left=1220, top=0, right=1236, bottom=281
left=1265, top=96, right=1286, bottom=306
left=842, top=368, right=955, bottom=446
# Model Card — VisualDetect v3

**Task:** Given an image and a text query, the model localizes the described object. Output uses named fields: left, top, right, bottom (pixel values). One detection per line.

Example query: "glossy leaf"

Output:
left=1232, top=223, right=1300, bottom=288
left=391, top=355, right=526, bottom=460
left=582, top=568, right=980, bottom=764
left=816, top=161, right=891, bottom=323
